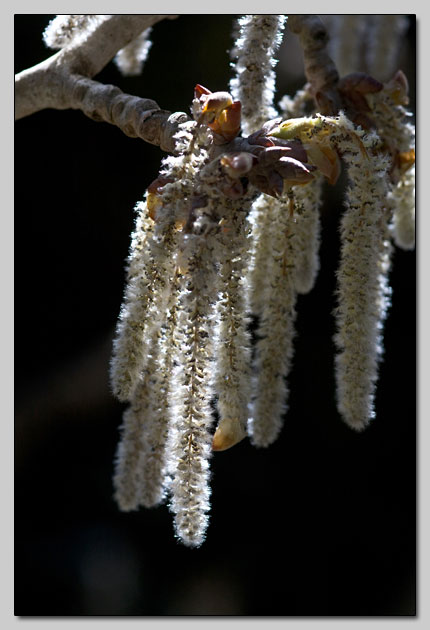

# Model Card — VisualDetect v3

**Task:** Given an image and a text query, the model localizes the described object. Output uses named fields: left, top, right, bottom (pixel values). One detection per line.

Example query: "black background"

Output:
left=15, top=15, right=416, bottom=616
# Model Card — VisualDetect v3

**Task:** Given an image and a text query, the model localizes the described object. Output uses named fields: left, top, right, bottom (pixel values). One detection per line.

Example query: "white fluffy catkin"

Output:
left=165, top=234, right=219, bottom=547
left=332, top=113, right=392, bottom=430
left=110, top=199, right=176, bottom=402
left=291, top=177, right=324, bottom=294
left=135, top=304, right=179, bottom=508
left=230, top=15, right=287, bottom=136
left=367, top=86, right=415, bottom=251
left=113, top=289, right=180, bottom=510
left=390, top=166, right=415, bottom=250
left=43, top=14, right=109, bottom=49
left=110, top=121, right=209, bottom=402
left=211, top=201, right=252, bottom=452
left=114, top=28, right=152, bottom=76
left=246, top=194, right=278, bottom=316
left=113, top=341, right=160, bottom=511
left=248, top=195, right=299, bottom=447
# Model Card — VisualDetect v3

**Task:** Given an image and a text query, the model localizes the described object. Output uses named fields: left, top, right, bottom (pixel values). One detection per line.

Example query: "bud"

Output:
left=210, top=101, right=242, bottom=143
left=220, top=152, right=255, bottom=178
left=212, top=417, right=247, bottom=451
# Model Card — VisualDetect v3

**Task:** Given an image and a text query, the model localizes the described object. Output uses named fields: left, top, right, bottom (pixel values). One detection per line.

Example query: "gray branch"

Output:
left=15, top=14, right=187, bottom=152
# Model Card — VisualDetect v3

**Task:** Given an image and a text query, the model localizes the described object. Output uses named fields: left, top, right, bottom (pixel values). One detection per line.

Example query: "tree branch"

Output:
left=288, top=15, right=341, bottom=114
left=15, top=14, right=186, bottom=152
left=64, top=74, right=190, bottom=152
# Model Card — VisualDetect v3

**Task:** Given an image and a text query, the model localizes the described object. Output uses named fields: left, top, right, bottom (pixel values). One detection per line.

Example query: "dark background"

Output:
left=15, top=15, right=416, bottom=616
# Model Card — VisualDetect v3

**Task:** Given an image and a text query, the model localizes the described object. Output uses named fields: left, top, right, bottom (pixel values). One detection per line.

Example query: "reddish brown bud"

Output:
left=212, top=418, right=246, bottom=451
left=193, top=84, right=240, bottom=142
left=337, top=73, right=385, bottom=126
left=210, top=101, right=242, bottom=143
left=258, top=144, right=308, bottom=168
left=274, top=156, right=316, bottom=183
left=199, top=91, right=233, bottom=124
left=247, top=128, right=275, bottom=147
left=338, top=72, right=383, bottom=95
left=315, top=89, right=341, bottom=116
left=220, top=152, right=255, bottom=178
left=194, top=84, right=212, bottom=100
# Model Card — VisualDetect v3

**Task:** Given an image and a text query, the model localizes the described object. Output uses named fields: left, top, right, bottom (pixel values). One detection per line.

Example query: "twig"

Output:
left=15, top=15, right=180, bottom=150
left=288, top=15, right=340, bottom=114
